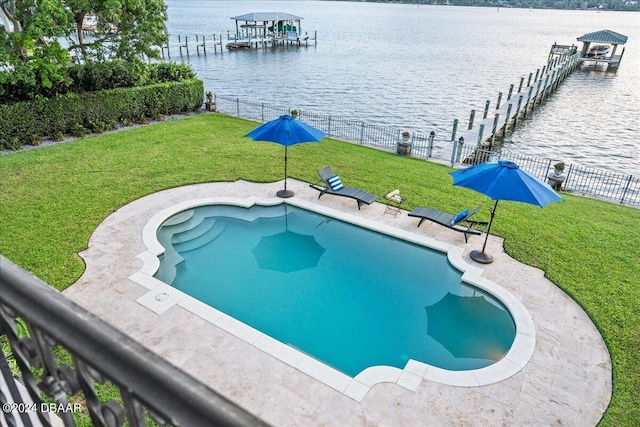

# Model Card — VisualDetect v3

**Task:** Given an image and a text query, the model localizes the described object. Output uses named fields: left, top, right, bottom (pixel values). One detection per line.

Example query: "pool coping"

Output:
left=129, top=195, right=536, bottom=402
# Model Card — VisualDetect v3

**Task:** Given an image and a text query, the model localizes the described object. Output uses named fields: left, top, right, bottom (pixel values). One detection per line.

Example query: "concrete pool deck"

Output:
left=64, top=180, right=612, bottom=426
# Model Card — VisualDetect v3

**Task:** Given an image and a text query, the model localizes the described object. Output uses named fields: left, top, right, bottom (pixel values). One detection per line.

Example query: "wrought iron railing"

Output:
left=0, top=255, right=269, bottom=427
left=212, top=94, right=637, bottom=206
left=454, top=145, right=639, bottom=206
left=214, top=94, right=439, bottom=157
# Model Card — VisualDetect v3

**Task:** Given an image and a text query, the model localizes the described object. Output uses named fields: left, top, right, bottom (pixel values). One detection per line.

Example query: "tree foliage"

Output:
left=0, top=0, right=168, bottom=102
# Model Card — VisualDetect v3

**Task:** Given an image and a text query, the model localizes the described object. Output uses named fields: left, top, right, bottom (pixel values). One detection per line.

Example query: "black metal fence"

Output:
left=214, top=94, right=439, bottom=157
left=0, top=256, right=269, bottom=427
left=213, top=94, right=638, bottom=206
left=455, top=145, right=639, bottom=206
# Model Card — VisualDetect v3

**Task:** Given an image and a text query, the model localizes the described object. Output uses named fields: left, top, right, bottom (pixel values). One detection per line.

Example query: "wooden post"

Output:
left=489, top=114, right=500, bottom=149
left=483, top=100, right=490, bottom=119
left=504, top=104, right=513, bottom=135
left=518, top=76, right=524, bottom=92
left=490, top=114, right=500, bottom=150
left=527, top=72, right=533, bottom=88
left=496, top=92, right=503, bottom=110
left=451, top=119, right=458, bottom=142
left=507, top=84, right=514, bottom=101
left=534, top=68, right=540, bottom=82
left=477, top=124, right=485, bottom=147
left=523, top=86, right=533, bottom=118
left=468, top=110, right=475, bottom=130
left=514, top=95, right=523, bottom=126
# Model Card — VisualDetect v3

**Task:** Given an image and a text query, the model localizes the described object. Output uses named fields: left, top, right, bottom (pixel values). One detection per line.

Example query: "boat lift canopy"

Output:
left=576, top=29, right=628, bottom=68
left=230, top=12, right=303, bottom=40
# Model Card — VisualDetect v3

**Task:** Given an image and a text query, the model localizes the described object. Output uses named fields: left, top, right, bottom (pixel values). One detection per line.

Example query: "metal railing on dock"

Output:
left=212, top=94, right=638, bottom=206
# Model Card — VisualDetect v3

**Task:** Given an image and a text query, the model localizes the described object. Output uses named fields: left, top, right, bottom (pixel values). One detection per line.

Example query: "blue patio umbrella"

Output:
left=246, top=115, right=327, bottom=198
left=450, top=160, right=562, bottom=264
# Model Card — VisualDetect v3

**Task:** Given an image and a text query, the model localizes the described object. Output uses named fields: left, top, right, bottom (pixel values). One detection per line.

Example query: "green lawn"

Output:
left=1, top=113, right=638, bottom=426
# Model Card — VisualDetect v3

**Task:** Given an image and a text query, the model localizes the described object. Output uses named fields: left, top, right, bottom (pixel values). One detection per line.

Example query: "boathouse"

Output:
left=228, top=12, right=313, bottom=49
left=577, top=29, right=628, bottom=69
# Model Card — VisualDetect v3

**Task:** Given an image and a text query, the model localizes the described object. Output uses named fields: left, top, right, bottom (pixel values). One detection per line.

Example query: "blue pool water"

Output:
left=156, top=204, right=516, bottom=377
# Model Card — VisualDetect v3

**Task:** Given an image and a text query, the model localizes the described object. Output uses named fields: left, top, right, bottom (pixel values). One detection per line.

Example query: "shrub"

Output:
left=0, top=79, right=204, bottom=146
left=50, top=131, right=64, bottom=142
left=71, top=124, right=87, bottom=138
left=27, top=134, right=42, bottom=146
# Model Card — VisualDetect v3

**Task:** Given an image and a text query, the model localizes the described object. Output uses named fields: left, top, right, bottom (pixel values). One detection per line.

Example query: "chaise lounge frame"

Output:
left=408, top=204, right=488, bottom=243
left=309, top=166, right=377, bottom=210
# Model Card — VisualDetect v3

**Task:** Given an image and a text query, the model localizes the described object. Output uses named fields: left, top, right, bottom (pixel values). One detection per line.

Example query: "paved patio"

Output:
left=64, top=180, right=611, bottom=426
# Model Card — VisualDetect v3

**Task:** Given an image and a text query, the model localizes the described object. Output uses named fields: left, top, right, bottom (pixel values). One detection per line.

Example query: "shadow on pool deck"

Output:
left=64, top=179, right=612, bottom=426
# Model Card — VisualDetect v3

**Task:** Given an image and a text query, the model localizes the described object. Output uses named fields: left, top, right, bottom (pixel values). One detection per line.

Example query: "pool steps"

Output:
left=174, top=221, right=225, bottom=253
left=155, top=206, right=291, bottom=283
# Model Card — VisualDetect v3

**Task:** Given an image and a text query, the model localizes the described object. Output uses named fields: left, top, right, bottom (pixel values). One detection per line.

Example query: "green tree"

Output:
left=0, top=0, right=73, bottom=100
left=64, top=0, right=168, bottom=62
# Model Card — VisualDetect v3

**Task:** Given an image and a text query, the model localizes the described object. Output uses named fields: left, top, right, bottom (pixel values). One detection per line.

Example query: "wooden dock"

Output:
left=450, top=49, right=581, bottom=164
left=450, top=30, right=628, bottom=165
left=160, top=31, right=317, bottom=59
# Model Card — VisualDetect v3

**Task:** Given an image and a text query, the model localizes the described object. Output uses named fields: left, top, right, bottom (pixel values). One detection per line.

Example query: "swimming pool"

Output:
left=132, top=196, right=535, bottom=399
left=153, top=203, right=516, bottom=377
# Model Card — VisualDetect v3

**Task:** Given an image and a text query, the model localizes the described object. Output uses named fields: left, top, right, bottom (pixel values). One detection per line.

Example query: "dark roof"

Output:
left=230, top=12, right=303, bottom=22
left=577, top=30, right=628, bottom=45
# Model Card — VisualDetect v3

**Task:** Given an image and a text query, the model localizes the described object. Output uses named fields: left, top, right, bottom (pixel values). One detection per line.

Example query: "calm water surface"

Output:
left=165, top=1, right=639, bottom=175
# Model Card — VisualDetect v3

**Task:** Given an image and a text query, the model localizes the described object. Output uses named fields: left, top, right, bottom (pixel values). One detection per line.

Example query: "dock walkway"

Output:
left=453, top=51, right=581, bottom=157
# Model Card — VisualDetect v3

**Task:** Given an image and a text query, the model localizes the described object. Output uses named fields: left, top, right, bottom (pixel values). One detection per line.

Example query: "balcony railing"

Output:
left=0, top=255, right=270, bottom=427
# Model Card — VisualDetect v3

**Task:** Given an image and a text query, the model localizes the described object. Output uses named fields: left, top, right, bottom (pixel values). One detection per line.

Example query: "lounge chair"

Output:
left=408, top=205, right=488, bottom=242
left=309, top=166, right=377, bottom=209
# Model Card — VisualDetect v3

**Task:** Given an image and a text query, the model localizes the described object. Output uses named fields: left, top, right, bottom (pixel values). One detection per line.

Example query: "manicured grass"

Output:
left=1, top=113, right=638, bottom=426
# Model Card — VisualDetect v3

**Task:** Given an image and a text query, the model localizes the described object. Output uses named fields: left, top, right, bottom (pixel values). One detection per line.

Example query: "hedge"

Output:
left=0, top=79, right=204, bottom=148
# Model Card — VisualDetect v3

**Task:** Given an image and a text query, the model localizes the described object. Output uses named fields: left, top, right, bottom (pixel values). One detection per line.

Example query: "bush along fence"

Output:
left=214, top=94, right=638, bottom=206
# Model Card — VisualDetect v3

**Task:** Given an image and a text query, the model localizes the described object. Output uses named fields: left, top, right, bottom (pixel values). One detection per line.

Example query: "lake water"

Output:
left=165, top=1, right=639, bottom=176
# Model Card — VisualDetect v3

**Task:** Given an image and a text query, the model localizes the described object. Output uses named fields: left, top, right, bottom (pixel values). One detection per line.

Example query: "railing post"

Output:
left=359, top=122, right=365, bottom=144
left=236, top=97, right=240, bottom=117
left=620, top=175, right=633, bottom=204
left=427, top=131, right=435, bottom=158
left=328, top=116, right=332, bottom=135
left=468, top=110, right=475, bottom=130
left=455, top=137, right=465, bottom=165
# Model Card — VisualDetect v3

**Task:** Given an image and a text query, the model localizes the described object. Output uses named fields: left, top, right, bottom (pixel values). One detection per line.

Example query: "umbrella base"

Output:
left=277, top=189, right=294, bottom=198
left=470, top=250, right=494, bottom=264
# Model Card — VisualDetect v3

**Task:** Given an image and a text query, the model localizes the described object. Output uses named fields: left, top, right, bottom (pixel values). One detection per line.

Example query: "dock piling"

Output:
left=451, top=119, right=459, bottom=142
left=453, top=47, right=582, bottom=156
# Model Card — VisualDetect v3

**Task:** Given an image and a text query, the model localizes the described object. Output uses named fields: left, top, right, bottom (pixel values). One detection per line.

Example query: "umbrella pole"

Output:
left=470, top=199, right=498, bottom=264
left=277, top=146, right=294, bottom=198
